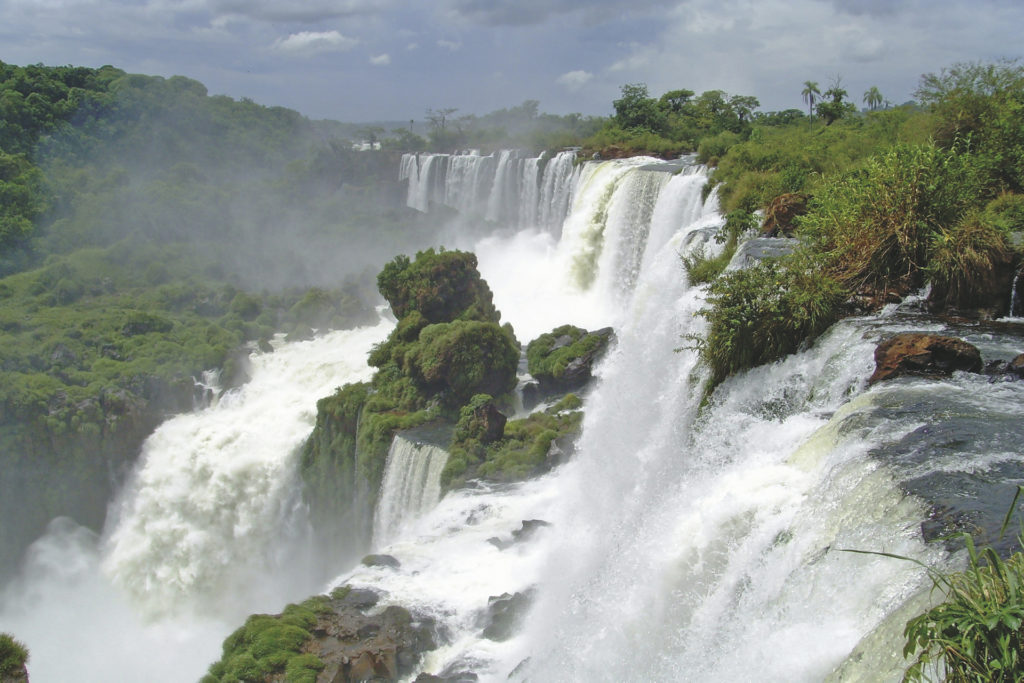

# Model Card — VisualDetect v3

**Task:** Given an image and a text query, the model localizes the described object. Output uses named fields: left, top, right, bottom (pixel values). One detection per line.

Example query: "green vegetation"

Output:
left=682, top=209, right=758, bottom=285
left=0, top=632, right=28, bottom=678
left=201, top=597, right=332, bottom=683
left=302, top=249, right=519, bottom=522
left=902, top=536, right=1024, bottom=682
left=686, top=61, right=1024, bottom=392
left=443, top=393, right=583, bottom=488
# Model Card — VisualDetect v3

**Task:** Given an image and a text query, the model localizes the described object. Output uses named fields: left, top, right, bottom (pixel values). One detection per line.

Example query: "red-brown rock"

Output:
left=761, top=193, right=809, bottom=237
left=868, top=333, right=983, bottom=384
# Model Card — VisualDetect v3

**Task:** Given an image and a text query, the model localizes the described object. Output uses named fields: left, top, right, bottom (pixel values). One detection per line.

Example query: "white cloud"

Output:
left=437, top=39, right=462, bottom=51
left=406, top=42, right=419, bottom=50
left=271, top=30, right=359, bottom=55
left=556, top=69, right=593, bottom=92
left=370, top=53, right=391, bottom=66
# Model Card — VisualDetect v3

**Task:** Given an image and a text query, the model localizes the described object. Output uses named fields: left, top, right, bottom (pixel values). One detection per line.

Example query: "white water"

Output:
left=0, top=318, right=392, bottom=682
left=373, top=435, right=450, bottom=547
left=1, top=155, right=971, bottom=681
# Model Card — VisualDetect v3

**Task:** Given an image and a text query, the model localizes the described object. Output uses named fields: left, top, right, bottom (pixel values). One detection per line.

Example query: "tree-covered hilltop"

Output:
left=0, top=61, right=431, bottom=578
left=683, top=61, right=1024, bottom=392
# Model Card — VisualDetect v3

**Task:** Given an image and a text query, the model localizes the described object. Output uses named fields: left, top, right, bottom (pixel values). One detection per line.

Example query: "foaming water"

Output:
left=0, top=318, right=392, bottom=682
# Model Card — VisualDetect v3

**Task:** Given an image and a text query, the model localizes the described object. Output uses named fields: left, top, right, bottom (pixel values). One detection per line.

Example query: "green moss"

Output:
left=377, top=248, right=499, bottom=324
left=444, top=403, right=583, bottom=488
left=204, top=602, right=324, bottom=683
left=526, top=325, right=610, bottom=385
left=0, top=632, right=28, bottom=677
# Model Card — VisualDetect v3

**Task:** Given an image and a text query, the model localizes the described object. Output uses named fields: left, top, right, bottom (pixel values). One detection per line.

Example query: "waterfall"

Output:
left=400, top=149, right=577, bottom=231
left=372, top=434, right=450, bottom=547
left=0, top=318, right=392, bottom=682
left=9, top=153, right=1014, bottom=682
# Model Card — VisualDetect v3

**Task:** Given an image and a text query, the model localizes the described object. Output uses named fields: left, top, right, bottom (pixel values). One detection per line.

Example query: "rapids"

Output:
left=3, top=152, right=1022, bottom=682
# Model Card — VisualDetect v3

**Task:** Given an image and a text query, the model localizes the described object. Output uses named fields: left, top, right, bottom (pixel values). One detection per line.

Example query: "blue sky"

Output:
left=1, top=0, right=1021, bottom=123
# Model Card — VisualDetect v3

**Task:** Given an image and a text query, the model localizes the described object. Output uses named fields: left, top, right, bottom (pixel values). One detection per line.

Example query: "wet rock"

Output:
left=307, top=590, right=435, bottom=683
left=868, top=333, right=983, bottom=384
left=481, top=590, right=535, bottom=641
left=526, top=325, right=614, bottom=394
left=471, top=398, right=507, bottom=444
left=725, top=237, right=798, bottom=271
left=761, top=192, right=809, bottom=237
left=362, top=553, right=401, bottom=569
left=257, top=337, right=274, bottom=354
left=487, top=519, right=551, bottom=550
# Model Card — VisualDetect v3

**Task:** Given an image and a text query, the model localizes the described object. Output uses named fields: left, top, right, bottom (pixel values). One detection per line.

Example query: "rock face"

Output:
left=761, top=192, right=809, bottom=237
left=724, top=237, right=798, bottom=271
left=868, top=333, right=983, bottom=384
left=481, top=590, right=535, bottom=642
left=311, top=589, right=436, bottom=683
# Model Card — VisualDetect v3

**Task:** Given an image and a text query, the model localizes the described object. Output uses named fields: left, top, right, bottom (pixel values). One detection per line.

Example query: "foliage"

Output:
left=202, top=600, right=324, bottom=683
left=926, top=209, right=1014, bottom=311
left=693, top=253, right=845, bottom=389
left=377, top=248, right=499, bottom=324
left=816, top=85, right=857, bottom=125
left=443, top=397, right=583, bottom=488
left=525, top=325, right=607, bottom=382
left=0, top=632, right=28, bottom=676
left=917, top=60, right=1024, bottom=195
left=798, top=143, right=984, bottom=293
left=900, top=536, right=1024, bottom=682
left=682, top=210, right=758, bottom=285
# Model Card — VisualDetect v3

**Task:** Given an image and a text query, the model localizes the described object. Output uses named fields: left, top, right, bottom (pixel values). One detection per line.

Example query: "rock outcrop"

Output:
left=526, top=325, right=614, bottom=394
left=868, top=333, right=983, bottom=384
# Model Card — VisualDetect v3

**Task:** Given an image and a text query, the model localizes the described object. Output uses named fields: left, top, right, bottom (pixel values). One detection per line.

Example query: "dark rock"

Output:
left=1010, top=353, right=1024, bottom=378
left=473, top=399, right=506, bottom=444
left=257, top=337, right=274, bottom=353
left=520, top=380, right=541, bottom=411
left=868, top=333, right=983, bottom=384
left=488, top=519, right=551, bottom=550
left=761, top=193, right=809, bottom=237
left=220, top=348, right=252, bottom=391
left=305, top=589, right=436, bottom=683
left=526, top=325, right=614, bottom=395
left=285, top=323, right=314, bottom=342
left=481, top=590, right=534, bottom=641
left=362, top=553, right=401, bottom=569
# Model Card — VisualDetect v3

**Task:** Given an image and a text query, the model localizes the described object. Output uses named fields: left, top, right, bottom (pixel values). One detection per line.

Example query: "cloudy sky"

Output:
left=1, top=0, right=1021, bottom=123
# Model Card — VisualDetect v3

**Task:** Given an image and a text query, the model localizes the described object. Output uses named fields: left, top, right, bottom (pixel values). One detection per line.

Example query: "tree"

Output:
left=801, top=81, right=821, bottom=119
left=863, top=86, right=883, bottom=111
left=816, top=83, right=855, bottom=125
left=658, top=89, right=695, bottom=114
left=425, top=107, right=458, bottom=132
left=612, top=83, right=665, bottom=132
left=728, top=95, right=761, bottom=124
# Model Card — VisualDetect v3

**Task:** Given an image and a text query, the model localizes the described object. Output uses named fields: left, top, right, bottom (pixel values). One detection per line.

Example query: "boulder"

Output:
left=725, top=238, right=798, bottom=271
left=761, top=193, right=809, bottom=237
left=481, top=590, right=535, bottom=641
left=868, top=333, right=983, bottom=384
left=526, top=325, right=614, bottom=394
left=361, top=554, right=401, bottom=569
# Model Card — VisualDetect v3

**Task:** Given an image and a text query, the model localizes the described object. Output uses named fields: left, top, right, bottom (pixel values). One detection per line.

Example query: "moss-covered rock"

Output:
left=202, top=587, right=436, bottom=683
left=526, top=325, right=614, bottom=393
left=0, top=633, right=29, bottom=682
left=377, top=248, right=499, bottom=324
left=443, top=395, right=583, bottom=488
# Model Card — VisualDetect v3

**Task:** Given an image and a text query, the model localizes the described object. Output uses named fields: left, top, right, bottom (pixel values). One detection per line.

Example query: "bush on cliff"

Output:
left=376, top=248, right=499, bottom=324
left=0, top=633, right=28, bottom=678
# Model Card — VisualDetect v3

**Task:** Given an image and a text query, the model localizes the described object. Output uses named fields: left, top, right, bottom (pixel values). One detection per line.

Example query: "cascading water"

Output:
left=5, top=152, right=1017, bottom=682
left=0, top=318, right=392, bottom=682
left=372, top=434, right=450, bottom=547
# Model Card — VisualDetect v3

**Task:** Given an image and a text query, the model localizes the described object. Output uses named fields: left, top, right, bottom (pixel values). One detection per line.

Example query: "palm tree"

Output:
left=863, top=86, right=883, bottom=111
left=802, top=81, right=821, bottom=119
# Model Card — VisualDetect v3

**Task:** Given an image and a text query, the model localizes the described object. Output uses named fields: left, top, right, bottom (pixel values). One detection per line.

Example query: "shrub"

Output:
left=681, top=209, right=758, bottom=285
left=693, top=253, right=845, bottom=389
left=0, top=633, right=28, bottom=677
left=377, top=249, right=499, bottom=324
left=902, top=537, right=1024, bottom=682
left=926, top=210, right=1014, bottom=311
left=798, top=143, right=984, bottom=293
